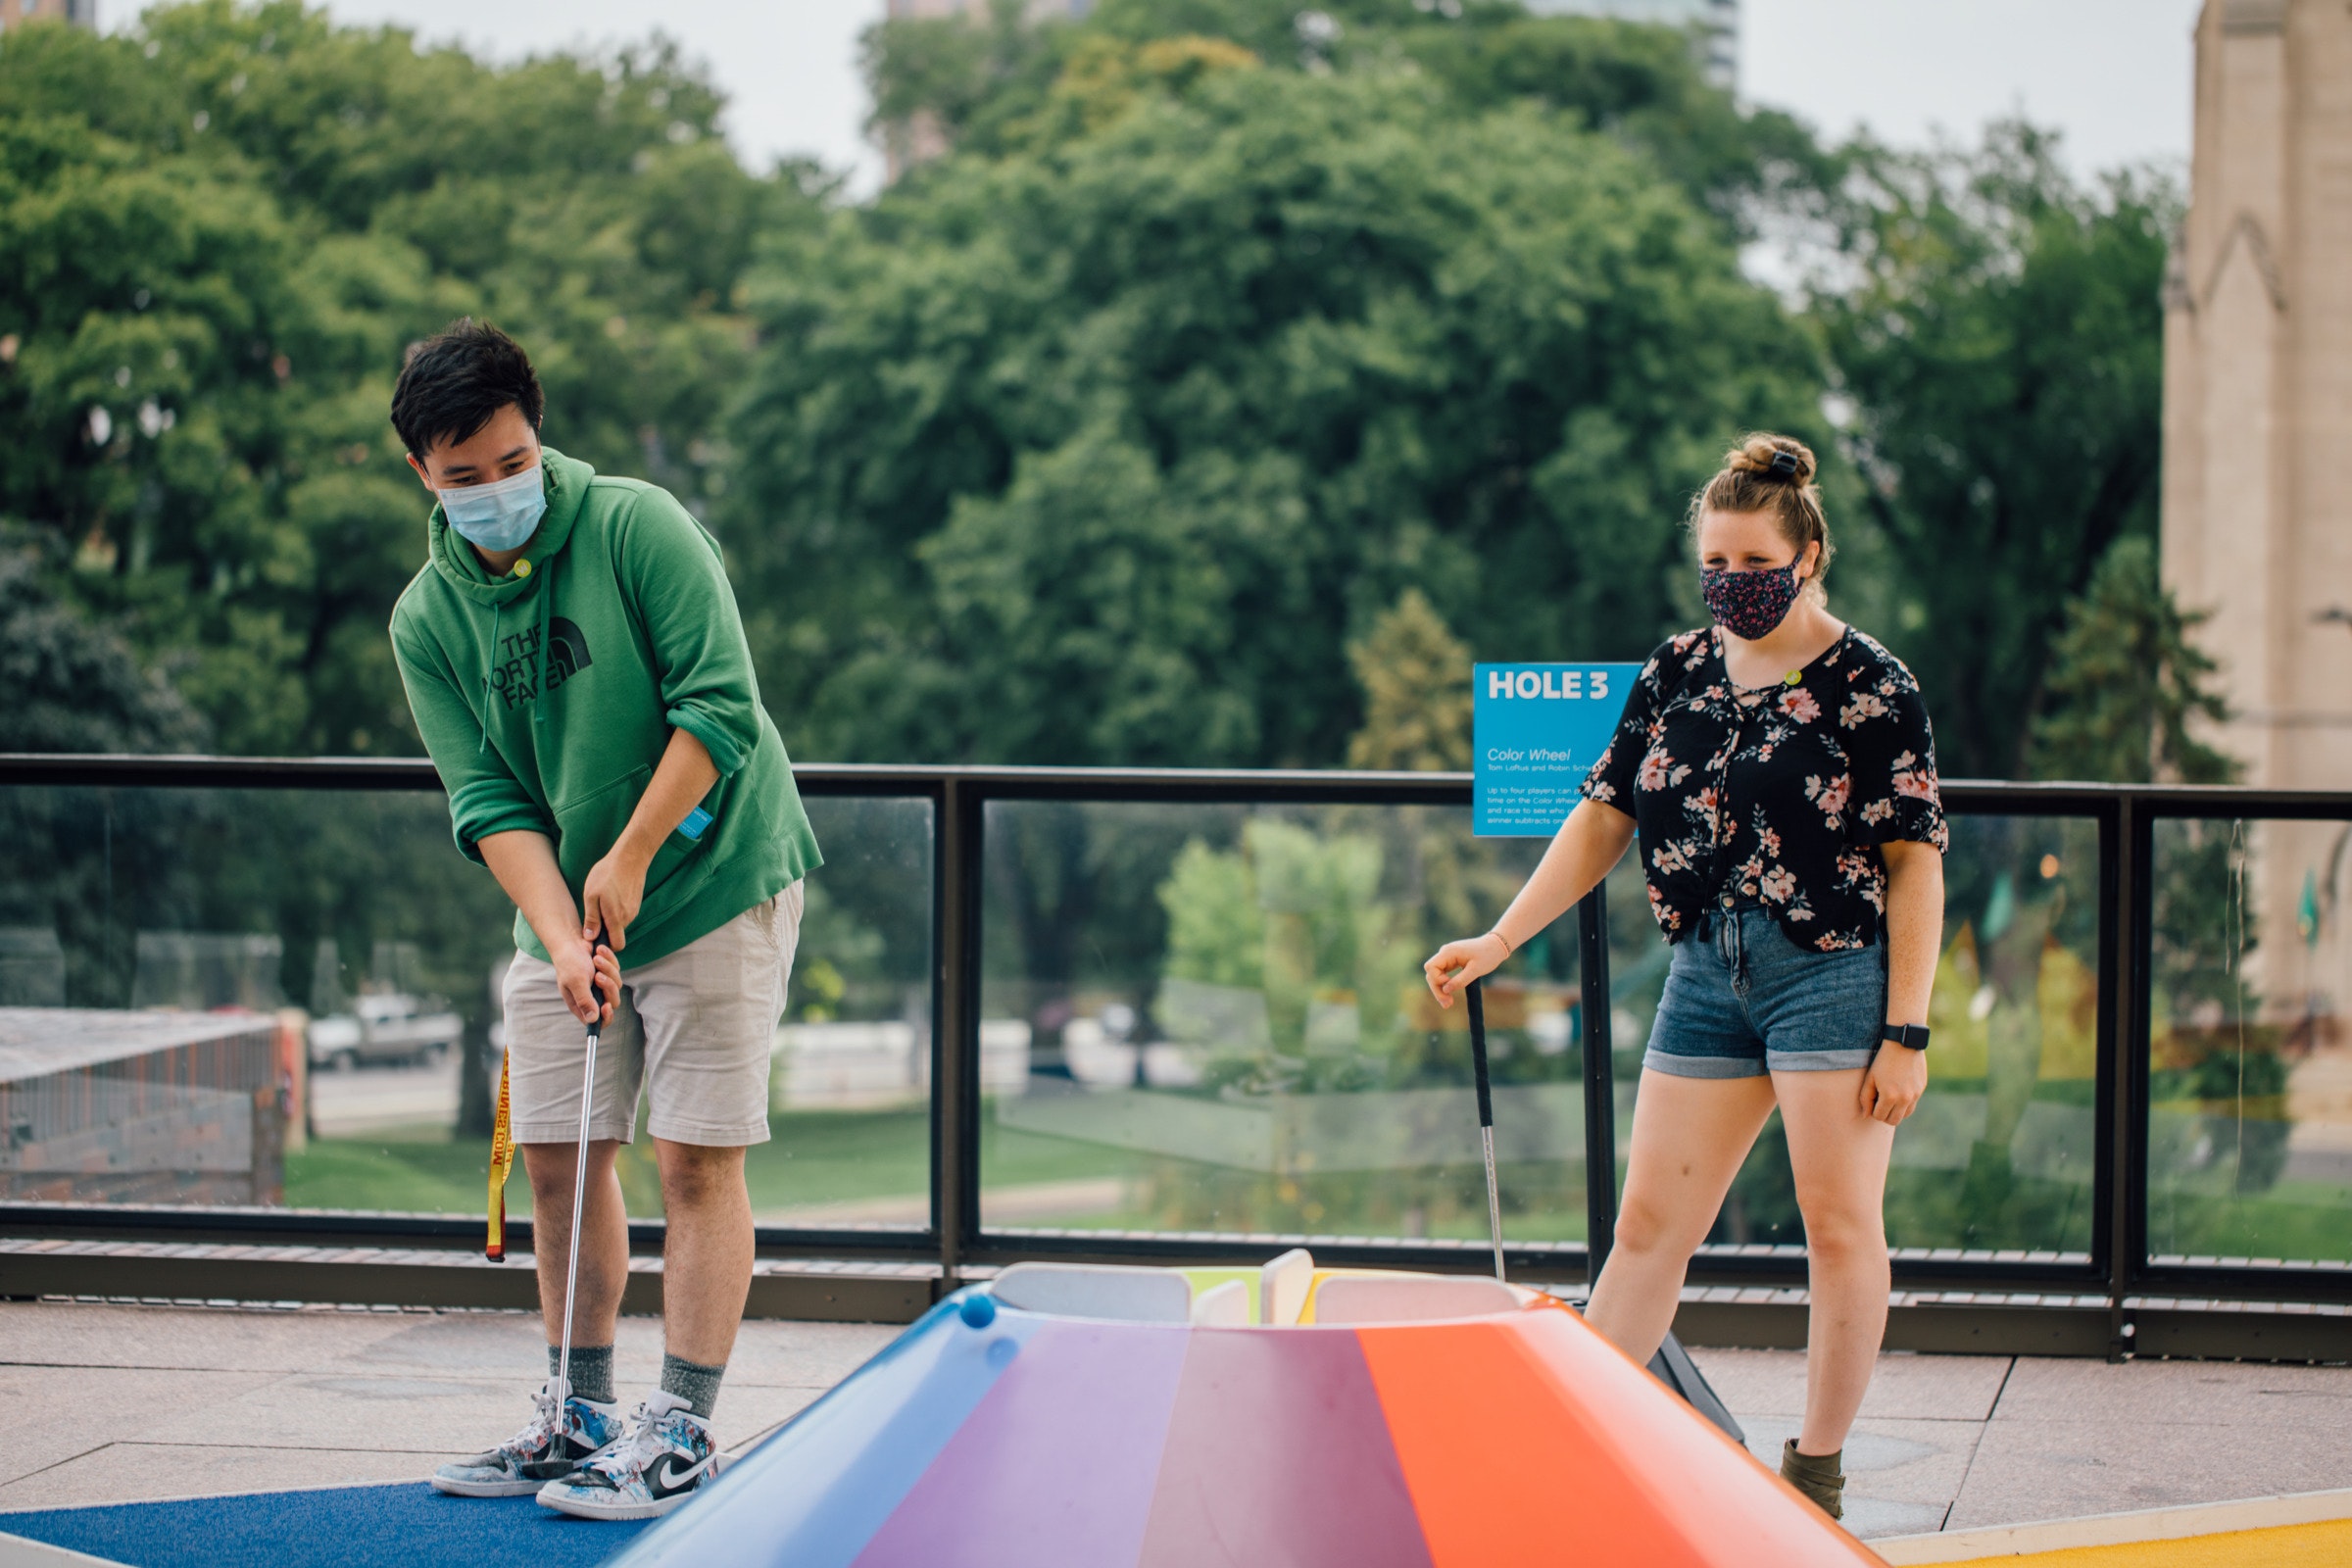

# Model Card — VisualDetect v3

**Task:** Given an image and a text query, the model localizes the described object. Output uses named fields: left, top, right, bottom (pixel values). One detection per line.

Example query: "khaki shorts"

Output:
left=503, top=883, right=803, bottom=1149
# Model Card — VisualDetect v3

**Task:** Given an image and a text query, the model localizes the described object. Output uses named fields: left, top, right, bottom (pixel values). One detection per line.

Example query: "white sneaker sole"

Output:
left=431, top=1471, right=559, bottom=1498
left=535, top=1485, right=696, bottom=1521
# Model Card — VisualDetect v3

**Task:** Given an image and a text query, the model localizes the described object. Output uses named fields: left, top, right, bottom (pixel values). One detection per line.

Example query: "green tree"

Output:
left=2030, top=536, right=2237, bottom=785
left=0, top=533, right=205, bottom=752
left=1347, top=589, right=1471, bottom=772
left=866, top=0, right=1834, bottom=235
left=729, top=64, right=1821, bottom=765
left=0, top=1, right=815, bottom=755
left=1817, top=123, right=2176, bottom=779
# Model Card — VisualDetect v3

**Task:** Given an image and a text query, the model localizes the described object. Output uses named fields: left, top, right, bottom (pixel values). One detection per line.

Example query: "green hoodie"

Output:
left=390, top=448, right=820, bottom=968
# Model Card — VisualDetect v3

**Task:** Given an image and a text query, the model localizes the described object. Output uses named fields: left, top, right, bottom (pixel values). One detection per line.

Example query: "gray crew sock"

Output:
left=548, top=1343, right=615, bottom=1404
left=660, top=1351, right=726, bottom=1419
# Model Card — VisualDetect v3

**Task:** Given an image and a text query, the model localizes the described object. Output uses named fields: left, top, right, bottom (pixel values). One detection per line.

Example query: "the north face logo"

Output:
left=546, top=617, right=593, bottom=690
left=488, top=616, right=594, bottom=709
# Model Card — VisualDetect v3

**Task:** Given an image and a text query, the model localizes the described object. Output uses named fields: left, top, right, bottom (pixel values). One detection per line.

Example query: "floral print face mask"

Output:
left=1700, top=564, right=1801, bottom=641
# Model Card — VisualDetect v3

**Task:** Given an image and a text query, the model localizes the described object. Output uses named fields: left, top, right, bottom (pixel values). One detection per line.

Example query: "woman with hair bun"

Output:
left=1425, top=434, right=1946, bottom=1524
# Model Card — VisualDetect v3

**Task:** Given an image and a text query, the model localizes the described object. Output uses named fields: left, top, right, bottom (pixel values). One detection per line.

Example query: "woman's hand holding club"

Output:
left=1423, top=932, right=1510, bottom=1009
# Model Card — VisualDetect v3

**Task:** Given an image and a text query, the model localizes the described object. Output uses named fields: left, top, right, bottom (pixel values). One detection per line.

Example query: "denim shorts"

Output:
left=1643, top=906, right=1886, bottom=1079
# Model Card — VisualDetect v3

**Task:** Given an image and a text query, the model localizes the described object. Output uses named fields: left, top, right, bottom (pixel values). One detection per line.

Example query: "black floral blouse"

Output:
left=1582, top=626, right=1947, bottom=951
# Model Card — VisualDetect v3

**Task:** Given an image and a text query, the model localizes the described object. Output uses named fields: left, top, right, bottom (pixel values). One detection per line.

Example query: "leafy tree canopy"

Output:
left=1348, top=589, right=1471, bottom=772
left=0, top=530, right=205, bottom=752
left=726, top=62, right=1823, bottom=765
left=865, top=0, right=1835, bottom=236
left=2031, top=536, right=2236, bottom=785
left=0, top=1, right=818, bottom=754
left=1815, top=123, right=2176, bottom=779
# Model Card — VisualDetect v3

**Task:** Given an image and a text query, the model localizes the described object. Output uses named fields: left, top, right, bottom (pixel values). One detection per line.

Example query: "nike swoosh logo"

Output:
left=651, top=1454, right=711, bottom=1496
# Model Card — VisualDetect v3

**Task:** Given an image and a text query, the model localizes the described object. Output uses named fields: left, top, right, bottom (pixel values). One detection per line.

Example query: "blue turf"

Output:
left=0, top=1483, right=649, bottom=1568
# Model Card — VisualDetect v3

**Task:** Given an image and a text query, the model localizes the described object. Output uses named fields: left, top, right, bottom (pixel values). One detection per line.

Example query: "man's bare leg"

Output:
left=522, top=1137, right=629, bottom=1358
left=654, top=1139, right=755, bottom=1368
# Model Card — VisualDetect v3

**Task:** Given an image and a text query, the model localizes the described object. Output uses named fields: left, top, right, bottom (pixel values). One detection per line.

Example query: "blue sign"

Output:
left=1474, top=662, right=1642, bottom=837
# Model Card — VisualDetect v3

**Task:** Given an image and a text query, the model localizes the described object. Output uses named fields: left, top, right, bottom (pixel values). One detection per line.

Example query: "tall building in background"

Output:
left=0, top=0, right=97, bottom=29
left=1522, top=0, right=1739, bottom=89
left=885, top=1, right=1093, bottom=19
left=2162, top=0, right=2352, bottom=1009
left=889, top=2, right=1733, bottom=84
left=881, top=0, right=1097, bottom=177
left=2164, top=0, right=2352, bottom=788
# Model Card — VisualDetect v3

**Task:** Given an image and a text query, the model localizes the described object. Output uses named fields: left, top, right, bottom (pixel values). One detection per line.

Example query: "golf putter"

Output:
left=1467, top=978, right=1505, bottom=1282
left=554, top=934, right=612, bottom=1408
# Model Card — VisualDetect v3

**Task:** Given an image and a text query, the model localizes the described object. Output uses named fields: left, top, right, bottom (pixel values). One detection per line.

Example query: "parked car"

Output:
left=308, top=993, right=464, bottom=1071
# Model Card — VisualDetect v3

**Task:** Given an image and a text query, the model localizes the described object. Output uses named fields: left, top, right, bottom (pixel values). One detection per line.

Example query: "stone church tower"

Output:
left=2162, top=0, right=2352, bottom=789
left=2162, top=0, right=2352, bottom=1020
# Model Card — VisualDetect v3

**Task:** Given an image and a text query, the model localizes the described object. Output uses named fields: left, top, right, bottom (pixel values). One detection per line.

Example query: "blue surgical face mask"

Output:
left=440, top=460, right=547, bottom=552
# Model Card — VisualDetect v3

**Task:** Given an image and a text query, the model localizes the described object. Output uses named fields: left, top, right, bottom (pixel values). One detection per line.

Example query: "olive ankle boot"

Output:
left=1779, top=1439, right=1845, bottom=1520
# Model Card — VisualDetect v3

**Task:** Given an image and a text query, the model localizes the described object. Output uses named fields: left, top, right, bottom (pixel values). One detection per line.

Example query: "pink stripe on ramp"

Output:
left=1137, top=1328, right=1434, bottom=1568
left=851, top=1317, right=1190, bottom=1568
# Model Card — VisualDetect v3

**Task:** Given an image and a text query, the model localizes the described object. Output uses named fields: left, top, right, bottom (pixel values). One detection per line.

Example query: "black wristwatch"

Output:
left=1882, top=1022, right=1931, bottom=1052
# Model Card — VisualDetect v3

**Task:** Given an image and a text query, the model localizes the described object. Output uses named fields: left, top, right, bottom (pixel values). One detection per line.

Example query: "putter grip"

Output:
left=1467, top=979, right=1494, bottom=1130
left=586, top=933, right=612, bottom=1043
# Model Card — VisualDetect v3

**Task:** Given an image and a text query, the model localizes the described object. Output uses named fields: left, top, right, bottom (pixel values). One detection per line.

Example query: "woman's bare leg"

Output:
left=1774, top=1066, right=1898, bottom=1455
left=1585, top=1069, right=1778, bottom=1365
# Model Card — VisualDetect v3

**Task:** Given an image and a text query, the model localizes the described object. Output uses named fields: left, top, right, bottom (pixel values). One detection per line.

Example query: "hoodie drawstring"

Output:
left=479, top=599, right=503, bottom=754
left=534, top=555, right=553, bottom=727
left=477, top=559, right=556, bottom=751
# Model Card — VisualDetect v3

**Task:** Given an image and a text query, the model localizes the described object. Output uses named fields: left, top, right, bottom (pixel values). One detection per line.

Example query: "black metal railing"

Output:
left=2, top=756, right=2347, bottom=1343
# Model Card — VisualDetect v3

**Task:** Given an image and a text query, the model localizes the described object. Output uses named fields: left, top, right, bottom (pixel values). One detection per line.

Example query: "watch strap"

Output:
left=1882, top=1021, right=1931, bottom=1052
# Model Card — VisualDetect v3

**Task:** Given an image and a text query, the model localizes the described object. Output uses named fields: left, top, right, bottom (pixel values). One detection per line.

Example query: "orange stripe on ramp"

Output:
left=1354, top=1310, right=1881, bottom=1568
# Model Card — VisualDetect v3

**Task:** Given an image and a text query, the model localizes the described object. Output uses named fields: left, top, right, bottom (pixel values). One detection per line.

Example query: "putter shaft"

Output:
left=1467, top=980, right=1504, bottom=1283
left=1481, top=1125, right=1505, bottom=1282
left=558, top=947, right=609, bottom=1403
left=558, top=1021, right=597, bottom=1400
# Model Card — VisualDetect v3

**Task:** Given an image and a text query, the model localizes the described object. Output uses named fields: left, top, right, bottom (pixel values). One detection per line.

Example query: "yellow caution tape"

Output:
left=486, top=1051, right=514, bottom=1260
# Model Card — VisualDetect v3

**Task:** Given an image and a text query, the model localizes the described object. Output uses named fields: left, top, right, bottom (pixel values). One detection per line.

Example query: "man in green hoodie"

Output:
left=389, top=319, right=821, bottom=1521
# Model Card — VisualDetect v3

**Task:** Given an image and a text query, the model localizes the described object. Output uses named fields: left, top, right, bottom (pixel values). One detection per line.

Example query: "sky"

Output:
left=252, top=0, right=2205, bottom=194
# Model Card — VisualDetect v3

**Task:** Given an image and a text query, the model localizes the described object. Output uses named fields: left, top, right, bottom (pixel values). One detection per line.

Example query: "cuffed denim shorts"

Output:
left=1643, top=905, right=1886, bottom=1079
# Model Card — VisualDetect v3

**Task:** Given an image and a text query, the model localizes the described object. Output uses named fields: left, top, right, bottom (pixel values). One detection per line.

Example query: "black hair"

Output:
left=389, top=318, right=545, bottom=457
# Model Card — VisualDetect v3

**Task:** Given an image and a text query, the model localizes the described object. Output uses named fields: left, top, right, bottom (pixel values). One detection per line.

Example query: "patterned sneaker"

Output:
left=536, top=1390, right=718, bottom=1521
left=430, top=1380, right=626, bottom=1497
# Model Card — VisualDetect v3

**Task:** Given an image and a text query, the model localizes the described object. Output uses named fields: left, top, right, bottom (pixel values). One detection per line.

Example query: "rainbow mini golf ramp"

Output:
left=611, top=1257, right=1878, bottom=1568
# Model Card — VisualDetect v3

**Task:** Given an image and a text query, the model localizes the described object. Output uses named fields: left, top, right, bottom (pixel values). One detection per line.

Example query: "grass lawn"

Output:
left=284, top=1104, right=1158, bottom=1224
left=283, top=1100, right=1604, bottom=1246
left=285, top=1130, right=508, bottom=1215
left=2148, top=1179, right=2352, bottom=1264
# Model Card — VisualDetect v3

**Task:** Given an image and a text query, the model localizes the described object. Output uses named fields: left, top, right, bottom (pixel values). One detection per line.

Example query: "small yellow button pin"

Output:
left=514, top=559, right=532, bottom=578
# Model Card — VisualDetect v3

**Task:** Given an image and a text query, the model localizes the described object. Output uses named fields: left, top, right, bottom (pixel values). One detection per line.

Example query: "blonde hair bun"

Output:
left=1726, top=434, right=1817, bottom=486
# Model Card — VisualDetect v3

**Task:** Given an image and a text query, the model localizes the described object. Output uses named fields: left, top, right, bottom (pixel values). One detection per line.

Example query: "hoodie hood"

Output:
left=423, top=447, right=595, bottom=743
left=425, top=447, right=593, bottom=605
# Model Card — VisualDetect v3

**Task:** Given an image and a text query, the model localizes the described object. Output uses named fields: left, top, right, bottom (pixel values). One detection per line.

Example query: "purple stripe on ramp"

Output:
left=851, top=1318, right=1191, bottom=1568
left=1137, top=1328, right=1434, bottom=1568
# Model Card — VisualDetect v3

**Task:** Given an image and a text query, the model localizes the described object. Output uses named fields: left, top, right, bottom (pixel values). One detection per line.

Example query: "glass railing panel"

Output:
left=975, top=799, right=1580, bottom=1250
left=0, top=784, right=934, bottom=1231
left=2146, top=815, right=2352, bottom=1270
left=1606, top=812, right=2101, bottom=1263
left=757, top=793, right=934, bottom=1233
